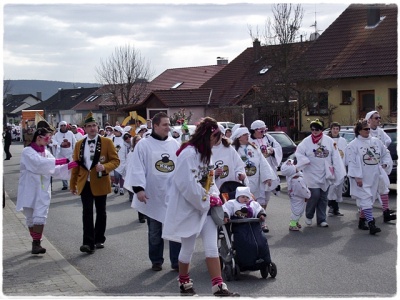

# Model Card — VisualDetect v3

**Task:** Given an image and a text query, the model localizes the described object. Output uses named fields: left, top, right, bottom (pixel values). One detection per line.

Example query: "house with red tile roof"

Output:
left=78, top=63, right=227, bottom=125
left=124, top=4, right=397, bottom=134
left=296, top=3, right=397, bottom=130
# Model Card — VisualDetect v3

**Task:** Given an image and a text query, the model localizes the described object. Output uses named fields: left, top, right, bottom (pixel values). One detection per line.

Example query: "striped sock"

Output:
left=380, top=194, right=389, bottom=211
left=30, top=231, right=42, bottom=241
left=359, top=209, right=365, bottom=218
left=362, top=208, right=373, bottom=222
left=211, top=276, right=223, bottom=287
left=179, top=274, right=190, bottom=284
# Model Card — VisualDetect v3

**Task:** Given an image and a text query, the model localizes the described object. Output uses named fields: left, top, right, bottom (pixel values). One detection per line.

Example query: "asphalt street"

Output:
left=3, top=142, right=397, bottom=297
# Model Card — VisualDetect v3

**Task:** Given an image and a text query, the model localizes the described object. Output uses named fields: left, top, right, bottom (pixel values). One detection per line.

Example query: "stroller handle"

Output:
left=229, top=218, right=262, bottom=224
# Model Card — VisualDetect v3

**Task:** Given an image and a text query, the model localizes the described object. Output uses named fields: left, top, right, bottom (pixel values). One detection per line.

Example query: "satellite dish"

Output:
left=310, top=32, right=320, bottom=41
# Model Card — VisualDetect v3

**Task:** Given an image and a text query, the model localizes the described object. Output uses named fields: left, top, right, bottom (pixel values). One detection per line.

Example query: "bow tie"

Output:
left=88, top=139, right=95, bottom=145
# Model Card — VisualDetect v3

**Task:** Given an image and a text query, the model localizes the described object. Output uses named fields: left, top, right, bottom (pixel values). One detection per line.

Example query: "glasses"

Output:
left=373, top=117, right=381, bottom=120
left=362, top=128, right=371, bottom=131
left=310, top=128, right=321, bottom=132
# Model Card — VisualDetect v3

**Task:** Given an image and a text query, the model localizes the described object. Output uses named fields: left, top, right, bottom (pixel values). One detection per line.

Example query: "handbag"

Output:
left=210, top=205, right=225, bottom=226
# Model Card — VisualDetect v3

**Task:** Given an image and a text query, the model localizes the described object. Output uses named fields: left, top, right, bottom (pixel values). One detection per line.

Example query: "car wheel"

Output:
left=342, top=176, right=350, bottom=197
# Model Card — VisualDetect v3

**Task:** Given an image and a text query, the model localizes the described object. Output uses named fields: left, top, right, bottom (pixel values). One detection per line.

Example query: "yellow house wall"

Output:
left=300, top=76, right=397, bottom=131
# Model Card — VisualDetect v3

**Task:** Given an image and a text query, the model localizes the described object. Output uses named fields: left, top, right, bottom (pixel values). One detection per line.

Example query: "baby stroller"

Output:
left=218, top=181, right=277, bottom=281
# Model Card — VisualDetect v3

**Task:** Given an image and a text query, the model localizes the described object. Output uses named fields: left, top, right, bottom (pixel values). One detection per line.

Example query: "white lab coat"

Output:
left=162, top=145, right=219, bottom=243
left=127, top=136, right=179, bottom=222
left=295, top=135, right=346, bottom=192
left=249, top=133, right=283, bottom=170
left=114, top=141, right=131, bottom=176
left=52, top=130, right=76, bottom=160
left=212, top=142, right=246, bottom=189
left=16, top=147, right=71, bottom=216
left=345, top=136, right=392, bottom=209
left=235, top=144, right=277, bottom=199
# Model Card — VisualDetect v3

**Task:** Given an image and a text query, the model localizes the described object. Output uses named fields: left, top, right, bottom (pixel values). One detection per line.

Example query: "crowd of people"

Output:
left=10, top=109, right=395, bottom=297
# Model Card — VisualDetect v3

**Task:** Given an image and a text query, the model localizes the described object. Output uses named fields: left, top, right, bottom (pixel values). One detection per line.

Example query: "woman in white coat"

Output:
left=212, top=128, right=247, bottom=190
left=162, top=117, right=239, bottom=297
left=16, top=127, right=78, bottom=254
left=345, top=120, right=392, bottom=235
left=231, top=126, right=277, bottom=232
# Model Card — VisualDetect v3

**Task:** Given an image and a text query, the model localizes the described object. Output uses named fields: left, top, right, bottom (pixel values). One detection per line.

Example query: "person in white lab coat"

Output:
left=16, top=127, right=78, bottom=254
left=163, top=117, right=239, bottom=297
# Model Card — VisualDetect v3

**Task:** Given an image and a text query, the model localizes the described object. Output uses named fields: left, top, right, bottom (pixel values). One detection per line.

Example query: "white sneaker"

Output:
left=305, top=218, right=312, bottom=226
left=319, top=221, right=329, bottom=227
left=119, top=188, right=124, bottom=195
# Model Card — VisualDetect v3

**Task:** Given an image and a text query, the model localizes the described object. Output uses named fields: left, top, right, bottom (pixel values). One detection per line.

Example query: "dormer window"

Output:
left=171, top=82, right=183, bottom=89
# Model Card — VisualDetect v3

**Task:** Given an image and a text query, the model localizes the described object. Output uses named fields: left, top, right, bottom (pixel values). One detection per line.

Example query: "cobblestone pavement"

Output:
left=2, top=192, right=105, bottom=297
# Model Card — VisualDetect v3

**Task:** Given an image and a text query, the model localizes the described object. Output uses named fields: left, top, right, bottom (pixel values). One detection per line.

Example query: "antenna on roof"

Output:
left=310, top=4, right=322, bottom=41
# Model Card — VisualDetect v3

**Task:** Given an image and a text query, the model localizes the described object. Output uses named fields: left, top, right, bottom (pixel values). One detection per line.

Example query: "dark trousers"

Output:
left=81, top=182, right=107, bottom=249
left=4, top=143, right=11, bottom=159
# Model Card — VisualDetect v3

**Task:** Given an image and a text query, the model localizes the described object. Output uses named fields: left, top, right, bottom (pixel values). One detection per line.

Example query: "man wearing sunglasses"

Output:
left=365, top=110, right=396, bottom=223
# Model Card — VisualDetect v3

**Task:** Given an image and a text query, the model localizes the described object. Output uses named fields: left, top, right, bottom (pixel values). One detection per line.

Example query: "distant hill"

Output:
left=5, top=80, right=101, bottom=101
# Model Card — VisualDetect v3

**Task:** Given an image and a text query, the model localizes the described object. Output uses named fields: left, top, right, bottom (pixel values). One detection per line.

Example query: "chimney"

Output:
left=253, top=38, right=261, bottom=61
left=36, top=92, right=42, bottom=100
left=216, top=57, right=228, bottom=65
left=367, top=5, right=380, bottom=27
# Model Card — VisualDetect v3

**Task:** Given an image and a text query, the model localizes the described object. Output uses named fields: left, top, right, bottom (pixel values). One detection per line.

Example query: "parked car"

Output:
left=218, top=122, right=236, bottom=129
left=268, top=131, right=297, bottom=169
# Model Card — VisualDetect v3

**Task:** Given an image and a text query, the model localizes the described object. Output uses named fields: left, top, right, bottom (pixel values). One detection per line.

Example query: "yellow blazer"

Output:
left=70, top=136, right=120, bottom=196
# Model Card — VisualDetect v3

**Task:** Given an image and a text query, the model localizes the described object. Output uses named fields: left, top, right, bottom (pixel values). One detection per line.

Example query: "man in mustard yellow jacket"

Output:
left=70, top=112, right=120, bottom=254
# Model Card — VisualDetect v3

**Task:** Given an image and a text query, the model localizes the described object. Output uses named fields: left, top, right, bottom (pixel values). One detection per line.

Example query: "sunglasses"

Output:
left=310, top=128, right=321, bottom=131
left=373, top=117, right=381, bottom=120
left=362, top=128, right=371, bottom=131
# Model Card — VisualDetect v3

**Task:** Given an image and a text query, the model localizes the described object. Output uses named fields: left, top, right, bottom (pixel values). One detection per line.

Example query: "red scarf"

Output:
left=311, top=132, right=323, bottom=144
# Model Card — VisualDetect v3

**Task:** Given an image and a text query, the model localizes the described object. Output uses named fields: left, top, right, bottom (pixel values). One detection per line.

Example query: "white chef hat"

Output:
left=135, top=124, right=147, bottom=134
left=113, top=125, right=124, bottom=134
left=280, top=159, right=297, bottom=177
left=59, top=121, right=67, bottom=127
left=124, top=126, right=132, bottom=132
left=365, top=110, right=378, bottom=121
left=231, top=127, right=250, bottom=141
left=250, top=120, right=266, bottom=130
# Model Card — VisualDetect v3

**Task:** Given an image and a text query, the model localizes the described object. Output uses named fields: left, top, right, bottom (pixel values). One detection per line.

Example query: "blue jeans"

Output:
left=305, top=188, right=328, bottom=225
left=147, top=216, right=181, bottom=268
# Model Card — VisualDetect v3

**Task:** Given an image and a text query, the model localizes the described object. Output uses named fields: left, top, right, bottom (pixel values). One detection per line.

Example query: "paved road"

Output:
left=3, top=142, right=397, bottom=297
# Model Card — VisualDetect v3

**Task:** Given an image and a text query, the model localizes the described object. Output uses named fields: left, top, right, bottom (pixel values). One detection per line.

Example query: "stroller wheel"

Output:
left=260, top=266, right=268, bottom=279
left=233, top=264, right=241, bottom=280
left=268, top=262, right=277, bottom=278
left=223, top=264, right=234, bottom=282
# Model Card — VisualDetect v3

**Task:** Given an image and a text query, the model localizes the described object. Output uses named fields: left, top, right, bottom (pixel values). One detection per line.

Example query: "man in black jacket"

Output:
left=3, top=126, right=12, bottom=160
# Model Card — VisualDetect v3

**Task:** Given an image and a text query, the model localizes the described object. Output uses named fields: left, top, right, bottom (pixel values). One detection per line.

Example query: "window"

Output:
left=341, top=90, right=353, bottom=104
left=389, top=88, right=397, bottom=116
left=307, top=92, right=328, bottom=115
left=171, top=82, right=183, bottom=89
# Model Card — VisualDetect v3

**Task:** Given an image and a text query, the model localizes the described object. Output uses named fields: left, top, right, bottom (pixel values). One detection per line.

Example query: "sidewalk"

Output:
left=2, top=192, right=105, bottom=297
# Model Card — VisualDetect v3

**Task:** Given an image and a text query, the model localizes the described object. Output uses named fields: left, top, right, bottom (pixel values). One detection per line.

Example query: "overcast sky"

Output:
left=3, top=1, right=350, bottom=83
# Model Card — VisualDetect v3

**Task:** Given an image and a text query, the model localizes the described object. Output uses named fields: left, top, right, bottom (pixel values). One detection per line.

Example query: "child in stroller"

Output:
left=218, top=182, right=277, bottom=281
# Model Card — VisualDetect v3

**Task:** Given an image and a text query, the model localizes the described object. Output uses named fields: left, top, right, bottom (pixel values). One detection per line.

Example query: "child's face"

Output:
left=237, top=195, right=250, bottom=204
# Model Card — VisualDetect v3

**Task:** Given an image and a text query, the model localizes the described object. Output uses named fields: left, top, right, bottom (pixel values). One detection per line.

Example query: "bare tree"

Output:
left=246, top=4, right=335, bottom=139
left=95, top=44, right=153, bottom=110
